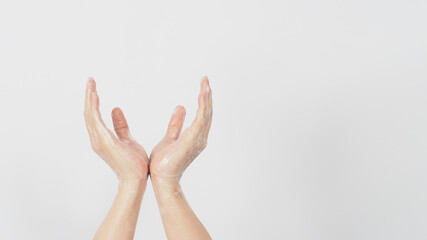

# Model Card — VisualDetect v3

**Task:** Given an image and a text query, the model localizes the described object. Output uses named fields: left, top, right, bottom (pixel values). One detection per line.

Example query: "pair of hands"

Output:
left=84, top=77, right=213, bottom=185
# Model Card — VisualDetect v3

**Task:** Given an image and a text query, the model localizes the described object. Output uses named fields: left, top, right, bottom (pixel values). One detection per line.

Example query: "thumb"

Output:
left=164, top=105, right=186, bottom=142
left=112, top=107, right=131, bottom=140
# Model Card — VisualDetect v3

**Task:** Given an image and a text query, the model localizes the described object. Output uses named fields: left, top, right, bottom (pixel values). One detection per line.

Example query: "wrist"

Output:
left=118, top=178, right=147, bottom=194
left=151, top=176, right=190, bottom=216
left=151, top=177, right=182, bottom=196
left=151, top=175, right=180, bottom=188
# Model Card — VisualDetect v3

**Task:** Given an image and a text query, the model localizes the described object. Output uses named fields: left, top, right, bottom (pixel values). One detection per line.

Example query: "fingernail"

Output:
left=205, top=82, right=210, bottom=92
left=173, top=106, right=179, bottom=114
left=88, top=77, right=96, bottom=88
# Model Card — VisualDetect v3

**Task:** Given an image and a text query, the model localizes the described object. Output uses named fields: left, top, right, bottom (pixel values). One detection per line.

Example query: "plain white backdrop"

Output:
left=0, top=0, right=426, bottom=239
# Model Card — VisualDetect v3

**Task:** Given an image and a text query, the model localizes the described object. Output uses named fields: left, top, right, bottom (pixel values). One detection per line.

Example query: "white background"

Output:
left=0, top=0, right=426, bottom=239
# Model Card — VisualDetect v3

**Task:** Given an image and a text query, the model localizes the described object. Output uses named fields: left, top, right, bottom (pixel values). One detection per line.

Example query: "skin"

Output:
left=150, top=76, right=213, bottom=240
left=84, top=76, right=212, bottom=240
left=84, top=78, right=149, bottom=240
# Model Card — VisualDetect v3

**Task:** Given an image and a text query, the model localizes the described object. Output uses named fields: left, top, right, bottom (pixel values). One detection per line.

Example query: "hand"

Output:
left=150, top=77, right=213, bottom=185
left=84, top=78, right=149, bottom=181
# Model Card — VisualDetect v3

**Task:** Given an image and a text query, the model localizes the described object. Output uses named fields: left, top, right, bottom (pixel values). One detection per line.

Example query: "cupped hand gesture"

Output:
left=84, top=78, right=149, bottom=181
left=150, top=77, right=213, bottom=185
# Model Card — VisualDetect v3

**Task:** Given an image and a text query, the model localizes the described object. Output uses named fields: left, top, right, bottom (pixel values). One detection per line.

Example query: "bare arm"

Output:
left=84, top=78, right=149, bottom=240
left=150, top=76, right=213, bottom=240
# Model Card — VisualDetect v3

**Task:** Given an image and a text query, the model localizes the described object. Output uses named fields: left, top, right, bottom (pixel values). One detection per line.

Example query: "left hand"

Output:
left=84, top=78, right=149, bottom=181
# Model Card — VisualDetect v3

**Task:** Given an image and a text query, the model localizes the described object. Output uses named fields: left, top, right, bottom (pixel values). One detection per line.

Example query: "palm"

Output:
left=150, top=137, right=189, bottom=180
left=113, top=136, right=149, bottom=177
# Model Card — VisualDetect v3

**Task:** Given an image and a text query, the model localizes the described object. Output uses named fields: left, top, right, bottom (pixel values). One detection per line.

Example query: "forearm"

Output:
left=94, top=179, right=147, bottom=240
left=152, top=178, right=211, bottom=240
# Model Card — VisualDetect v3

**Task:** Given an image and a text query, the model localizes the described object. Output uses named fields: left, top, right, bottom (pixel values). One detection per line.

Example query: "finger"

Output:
left=201, top=77, right=213, bottom=140
left=112, top=107, right=131, bottom=140
left=189, top=77, right=209, bottom=133
left=89, top=82, right=118, bottom=143
left=84, top=78, right=105, bottom=152
left=84, top=78, right=96, bottom=121
left=84, top=78, right=97, bottom=138
left=91, top=91, right=103, bottom=124
left=111, top=108, right=146, bottom=156
left=165, top=105, right=186, bottom=142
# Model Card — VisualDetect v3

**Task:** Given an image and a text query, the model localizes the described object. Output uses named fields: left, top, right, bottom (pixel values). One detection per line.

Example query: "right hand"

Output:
left=149, top=77, right=213, bottom=185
